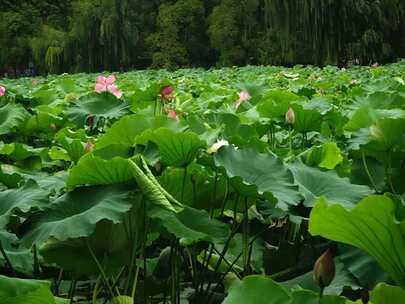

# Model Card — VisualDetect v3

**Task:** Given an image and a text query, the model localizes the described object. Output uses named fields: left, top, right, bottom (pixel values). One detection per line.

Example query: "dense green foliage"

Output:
left=1, top=62, right=405, bottom=303
left=1, top=0, right=405, bottom=74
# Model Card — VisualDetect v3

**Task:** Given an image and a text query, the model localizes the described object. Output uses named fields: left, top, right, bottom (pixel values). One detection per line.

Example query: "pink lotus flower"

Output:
left=0, top=86, right=6, bottom=97
left=84, top=141, right=94, bottom=153
left=167, top=109, right=180, bottom=122
left=32, top=80, right=38, bottom=86
left=372, top=62, right=379, bottom=68
left=235, top=91, right=251, bottom=109
left=350, top=79, right=358, bottom=85
left=285, top=107, right=295, bottom=124
left=95, top=75, right=122, bottom=99
left=160, top=85, right=174, bottom=101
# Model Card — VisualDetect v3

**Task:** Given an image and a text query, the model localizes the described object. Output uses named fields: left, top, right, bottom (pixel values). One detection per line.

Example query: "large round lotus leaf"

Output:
left=370, top=283, right=405, bottom=304
left=40, top=220, right=133, bottom=276
left=338, top=244, right=389, bottom=289
left=148, top=205, right=229, bottom=245
left=309, top=195, right=405, bottom=286
left=0, top=143, right=48, bottom=162
left=223, top=275, right=291, bottom=304
left=282, top=258, right=360, bottom=296
left=290, top=103, right=323, bottom=132
left=159, top=165, right=227, bottom=210
left=96, top=114, right=187, bottom=150
left=20, top=185, right=135, bottom=247
left=0, top=231, right=33, bottom=274
left=65, top=93, right=129, bottom=127
left=0, top=180, right=49, bottom=229
left=135, top=128, right=205, bottom=167
left=257, top=90, right=302, bottom=119
left=0, top=103, right=30, bottom=135
left=0, top=275, right=54, bottom=304
left=214, top=146, right=301, bottom=208
left=223, top=276, right=347, bottom=304
left=305, top=142, right=343, bottom=169
left=66, top=154, right=133, bottom=190
left=288, top=162, right=372, bottom=208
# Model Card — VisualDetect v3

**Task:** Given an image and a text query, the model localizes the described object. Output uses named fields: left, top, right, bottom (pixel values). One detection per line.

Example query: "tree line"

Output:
left=1, top=0, right=404, bottom=75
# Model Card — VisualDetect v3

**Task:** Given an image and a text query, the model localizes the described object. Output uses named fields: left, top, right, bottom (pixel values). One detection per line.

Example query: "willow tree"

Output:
left=66, top=0, right=139, bottom=72
left=260, top=0, right=405, bottom=66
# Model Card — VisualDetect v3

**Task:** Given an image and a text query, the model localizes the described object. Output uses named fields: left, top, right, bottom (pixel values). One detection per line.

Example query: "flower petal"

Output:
left=106, top=75, right=116, bottom=85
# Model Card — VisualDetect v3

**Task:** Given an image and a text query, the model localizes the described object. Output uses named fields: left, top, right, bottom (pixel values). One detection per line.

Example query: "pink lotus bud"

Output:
left=84, top=141, right=94, bottom=153
left=0, top=86, right=6, bottom=97
left=32, top=80, right=38, bottom=86
left=350, top=79, right=358, bottom=85
left=313, top=249, right=336, bottom=289
left=167, top=109, right=180, bottom=122
left=372, top=62, right=379, bottom=68
left=285, top=107, right=295, bottom=124
left=160, top=85, right=174, bottom=100
left=234, top=91, right=251, bottom=109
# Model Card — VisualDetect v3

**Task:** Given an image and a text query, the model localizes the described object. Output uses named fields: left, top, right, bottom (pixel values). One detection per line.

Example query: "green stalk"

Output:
left=242, top=197, right=249, bottom=275
left=361, top=151, right=378, bottom=192
left=0, top=241, right=14, bottom=275
left=86, top=240, right=114, bottom=298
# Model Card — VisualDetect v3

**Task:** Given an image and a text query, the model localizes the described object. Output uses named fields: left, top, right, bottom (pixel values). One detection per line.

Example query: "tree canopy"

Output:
left=1, top=0, right=404, bottom=75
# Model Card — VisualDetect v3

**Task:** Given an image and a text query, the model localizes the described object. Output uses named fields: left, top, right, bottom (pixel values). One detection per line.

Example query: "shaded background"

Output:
left=1, top=0, right=404, bottom=76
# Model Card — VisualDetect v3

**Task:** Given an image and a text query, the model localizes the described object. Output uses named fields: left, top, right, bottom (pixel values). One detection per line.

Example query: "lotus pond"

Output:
left=1, top=63, right=405, bottom=303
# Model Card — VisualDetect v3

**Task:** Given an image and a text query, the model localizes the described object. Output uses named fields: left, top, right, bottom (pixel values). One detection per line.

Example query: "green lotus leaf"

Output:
left=0, top=231, right=33, bottom=274
left=214, top=146, right=301, bottom=208
left=159, top=165, right=227, bottom=210
left=0, top=142, right=48, bottom=162
left=67, top=154, right=133, bottom=190
left=96, top=114, right=186, bottom=150
left=309, top=195, right=405, bottom=286
left=288, top=162, right=372, bottom=208
left=223, top=275, right=346, bottom=304
left=148, top=205, right=229, bottom=246
left=135, top=127, right=205, bottom=167
left=65, top=93, right=129, bottom=127
left=305, top=142, right=344, bottom=169
left=257, top=90, right=302, bottom=119
left=339, top=244, right=389, bottom=289
left=20, top=185, right=135, bottom=247
left=282, top=258, right=361, bottom=296
left=0, top=103, right=30, bottom=135
left=290, top=103, right=323, bottom=132
left=40, top=220, right=135, bottom=276
left=0, top=275, right=55, bottom=304
left=0, top=180, right=49, bottom=229
left=370, top=283, right=405, bottom=304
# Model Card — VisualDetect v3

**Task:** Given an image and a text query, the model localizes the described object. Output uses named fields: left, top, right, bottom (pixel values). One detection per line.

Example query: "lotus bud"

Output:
left=0, top=85, right=6, bottom=97
left=350, top=79, right=358, bottom=85
left=167, top=109, right=180, bottom=122
left=285, top=107, right=295, bottom=124
left=49, top=123, right=57, bottom=130
left=84, top=141, right=94, bottom=153
left=31, top=79, right=38, bottom=86
left=313, top=248, right=336, bottom=289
